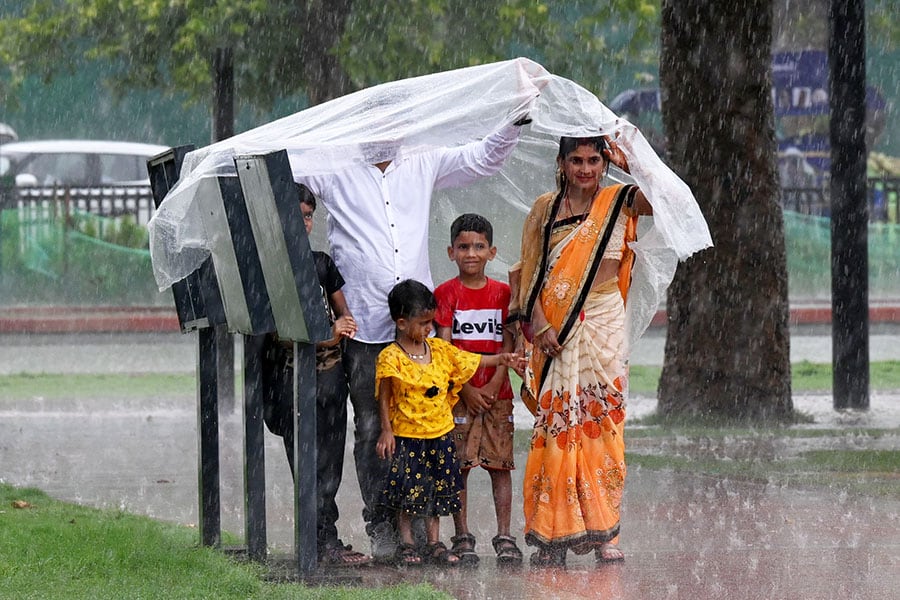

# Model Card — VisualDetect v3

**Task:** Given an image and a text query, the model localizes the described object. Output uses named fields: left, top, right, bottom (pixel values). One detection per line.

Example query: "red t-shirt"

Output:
left=434, top=277, right=512, bottom=398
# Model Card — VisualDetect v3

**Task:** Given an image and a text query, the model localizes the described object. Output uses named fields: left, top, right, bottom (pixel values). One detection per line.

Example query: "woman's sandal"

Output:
left=596, top=542, right=625, bottom=563
left=529, top=546, right=566, bottom=568
left=450, top=533, right=480, bottom=567
left=422, top=541, right=460, bottom=567
left=319, top=542, right=373, bottom=567
left=396, top=542, right=422, bottom=567
left=491, top=535, right=524, bottom=566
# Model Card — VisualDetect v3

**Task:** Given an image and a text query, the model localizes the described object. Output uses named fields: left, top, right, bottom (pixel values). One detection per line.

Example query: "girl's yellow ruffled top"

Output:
left=376, top=338, right=480, bottom=439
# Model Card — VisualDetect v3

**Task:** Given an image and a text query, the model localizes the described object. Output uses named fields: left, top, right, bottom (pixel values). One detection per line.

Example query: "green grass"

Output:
left=0, top=484, right=449, bottom=600
left=627, top=361, right=900, bottom=395
left=791, top=359, right=900, bottom=391
left=627, top=448, right=900, bottom=499
left=0, top=372, right=197, bottom=399
left=1, top=361, right=899, bottom=401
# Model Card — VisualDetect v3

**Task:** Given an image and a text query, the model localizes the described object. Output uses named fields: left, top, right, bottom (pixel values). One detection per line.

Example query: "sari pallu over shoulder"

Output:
left=517, top=184, right=637, bottom=415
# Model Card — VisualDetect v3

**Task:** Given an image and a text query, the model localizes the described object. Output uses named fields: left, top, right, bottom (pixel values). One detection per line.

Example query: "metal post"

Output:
left=829, top=0, right=869, bottom=410
left=197, top=326, right=221, bottom=546
left=243, top=334, right=268, bottom=561
left=148, top=145, right=225, bottom=548
left=213, top=46, right=236, bottom=414
left=293, top=341, right=318, bottom=577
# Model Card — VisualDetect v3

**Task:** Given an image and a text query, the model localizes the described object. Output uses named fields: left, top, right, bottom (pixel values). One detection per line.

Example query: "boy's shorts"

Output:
left=451, top=395, right=515, bottom=471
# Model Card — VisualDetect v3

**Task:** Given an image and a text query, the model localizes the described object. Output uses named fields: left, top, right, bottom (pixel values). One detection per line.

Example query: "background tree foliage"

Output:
left=0, top=0, right=657, bottom=113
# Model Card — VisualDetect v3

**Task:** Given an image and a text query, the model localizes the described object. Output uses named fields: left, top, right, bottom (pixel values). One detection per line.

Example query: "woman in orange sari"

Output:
left=511, top=135, right=652, bottom=567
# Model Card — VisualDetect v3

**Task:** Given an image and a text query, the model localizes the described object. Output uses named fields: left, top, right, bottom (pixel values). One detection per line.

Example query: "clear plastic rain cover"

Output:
left=148, top=57, right=712, bottom=346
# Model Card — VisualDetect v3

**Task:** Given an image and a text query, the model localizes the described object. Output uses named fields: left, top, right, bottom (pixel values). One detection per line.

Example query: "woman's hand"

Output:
left=603, top=135, right=630, bottom=174
left=536, top=326, right=562, bottom=357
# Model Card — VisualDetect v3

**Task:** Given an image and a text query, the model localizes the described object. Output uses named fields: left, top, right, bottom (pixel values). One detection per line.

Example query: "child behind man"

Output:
left=261, top=183, right=369, bottom=566
left=434, top=213, right=524, bottom=567
left=374, top=279, right=524, bottom=567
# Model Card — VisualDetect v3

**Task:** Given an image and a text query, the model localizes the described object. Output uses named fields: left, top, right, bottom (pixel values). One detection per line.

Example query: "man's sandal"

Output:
left=491, top=535, right=524, bottom=566
left=319, top=542, right=373, bottom=567
left=596, top=542, right=625, bottom=563
left=450, top=533, right=480, bottom=567
left=395, top=543, right=422, bottom=567
left=422, top=541, right=460, bottom=567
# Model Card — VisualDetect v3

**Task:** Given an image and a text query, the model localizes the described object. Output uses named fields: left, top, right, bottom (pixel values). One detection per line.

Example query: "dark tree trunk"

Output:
left=658, top=1, right=793, bottom=421
left=212, top=47, right=235, bottom=141
left=297, top=1, right=354, bottom=105
left=252, top=1, right=354, bottom=106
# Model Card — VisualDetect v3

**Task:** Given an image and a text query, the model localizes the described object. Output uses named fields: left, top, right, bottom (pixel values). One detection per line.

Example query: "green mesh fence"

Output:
left=0, top=207, right=171, bottom=306
left=784, top=210, right=900, bottom=300
left=1, top=206, right=898, bottom=306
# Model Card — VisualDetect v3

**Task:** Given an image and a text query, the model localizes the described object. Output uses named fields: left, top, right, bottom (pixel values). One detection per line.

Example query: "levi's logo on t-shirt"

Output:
left=452, top=309, right=503, bottom=342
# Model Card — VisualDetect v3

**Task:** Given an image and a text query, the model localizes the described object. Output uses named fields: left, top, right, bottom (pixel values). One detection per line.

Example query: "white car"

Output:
left=0, top=139, right=169, bottom=187
left=0, top=122, right=17, bottom=144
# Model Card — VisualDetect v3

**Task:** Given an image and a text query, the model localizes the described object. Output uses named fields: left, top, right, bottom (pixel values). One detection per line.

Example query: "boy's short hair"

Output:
left=296, top=182, right=316, bottom=210
left=388, top=279, right=437, bottom=321
left=450, top=213, right=493, bottom=245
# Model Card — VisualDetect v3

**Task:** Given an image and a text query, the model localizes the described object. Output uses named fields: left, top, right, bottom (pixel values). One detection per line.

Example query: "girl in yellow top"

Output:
left=375, top=279, right=525, bottom=567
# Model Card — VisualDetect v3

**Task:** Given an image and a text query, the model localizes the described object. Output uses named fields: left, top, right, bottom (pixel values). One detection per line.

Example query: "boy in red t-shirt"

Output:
left=434, top=213, right=524, bottom=567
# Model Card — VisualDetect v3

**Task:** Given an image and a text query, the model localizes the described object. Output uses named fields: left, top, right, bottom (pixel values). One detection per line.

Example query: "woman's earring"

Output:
left=556, top=168, right=567, bottom=190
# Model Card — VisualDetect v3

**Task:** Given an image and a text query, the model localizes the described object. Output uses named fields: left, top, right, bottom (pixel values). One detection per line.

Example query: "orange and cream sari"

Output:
left=516, top=184, right=638, bottom=552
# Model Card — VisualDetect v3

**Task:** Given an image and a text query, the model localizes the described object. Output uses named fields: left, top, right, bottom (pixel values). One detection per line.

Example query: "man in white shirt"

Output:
left=296, top=117, right=529, bottom=561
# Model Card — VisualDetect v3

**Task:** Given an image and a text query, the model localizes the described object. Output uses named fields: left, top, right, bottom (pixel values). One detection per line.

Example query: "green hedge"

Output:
left=0, top=208, right=170, bottom=306
left=1, top=208, right=898, bottom=306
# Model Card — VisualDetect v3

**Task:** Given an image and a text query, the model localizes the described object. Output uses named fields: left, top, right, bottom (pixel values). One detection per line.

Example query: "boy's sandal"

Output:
left=491, top=535, right=523, bottom=566
left=396, top=543, right=422, bottom=567
left=319, top=543, right=373, bottom=567
left=450, top=533, right=480, bottom=566
left=422, top=541, right=460, bottom=567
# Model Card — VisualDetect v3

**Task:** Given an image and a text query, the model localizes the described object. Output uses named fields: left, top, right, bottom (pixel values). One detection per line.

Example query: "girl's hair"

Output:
left=557, top=136, right=608, bottom=160
left=388, top=279, right=437, bottom=321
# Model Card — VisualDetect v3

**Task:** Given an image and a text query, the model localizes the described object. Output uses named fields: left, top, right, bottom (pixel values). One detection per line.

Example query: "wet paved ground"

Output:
left=1, top=330, right=899, bottom=599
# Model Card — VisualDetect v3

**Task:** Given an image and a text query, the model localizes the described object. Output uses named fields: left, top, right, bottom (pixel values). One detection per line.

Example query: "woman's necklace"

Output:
left=564, top=194, right=593, bottom=223
left=396, top=340, right=428, bottom=360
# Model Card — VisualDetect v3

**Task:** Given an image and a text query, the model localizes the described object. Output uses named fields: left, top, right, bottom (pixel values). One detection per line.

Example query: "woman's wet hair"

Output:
left=388, top=279, right=437, bottom=321
left=557, top=136, right=608, bottom=159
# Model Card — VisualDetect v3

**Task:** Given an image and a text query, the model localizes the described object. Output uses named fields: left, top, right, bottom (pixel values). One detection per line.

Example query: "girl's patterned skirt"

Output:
left=379, top=433, right=463, bottom=517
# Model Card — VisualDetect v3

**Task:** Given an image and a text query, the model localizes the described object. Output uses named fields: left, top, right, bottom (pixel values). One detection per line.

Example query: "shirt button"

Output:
left=395, top=249, right=399, bottom=253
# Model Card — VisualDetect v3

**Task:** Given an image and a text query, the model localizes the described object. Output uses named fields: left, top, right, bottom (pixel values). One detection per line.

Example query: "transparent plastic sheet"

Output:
left=148, top=57, right=712, bottom=345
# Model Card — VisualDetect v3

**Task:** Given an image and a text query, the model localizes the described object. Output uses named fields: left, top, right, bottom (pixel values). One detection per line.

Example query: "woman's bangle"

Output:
left=534, top=323, right=552, bottom=337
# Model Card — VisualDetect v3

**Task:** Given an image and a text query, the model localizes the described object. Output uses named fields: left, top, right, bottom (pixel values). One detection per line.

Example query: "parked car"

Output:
left=0, top=122, right=18, bottom=144
left=0, top=139, right=169, bottom=187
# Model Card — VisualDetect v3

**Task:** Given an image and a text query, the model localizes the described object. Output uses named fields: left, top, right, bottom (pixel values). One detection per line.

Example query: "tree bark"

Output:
left=297, top=1, right=354, bottom=105
left=658, top=1, right=793, bottom=421
left=212, top=47, right=235, bottom=141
